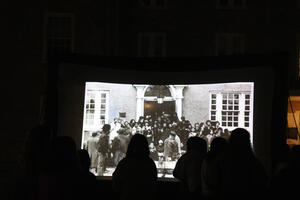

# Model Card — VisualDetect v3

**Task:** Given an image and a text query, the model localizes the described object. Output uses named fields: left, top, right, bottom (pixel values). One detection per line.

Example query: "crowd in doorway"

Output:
left=18, top=124, right=300, bottom=200
left=84, top=112, right=231, bottom=176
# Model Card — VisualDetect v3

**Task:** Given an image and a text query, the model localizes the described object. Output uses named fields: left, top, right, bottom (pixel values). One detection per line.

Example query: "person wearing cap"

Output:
left=164, top=129, right=179, bottom=161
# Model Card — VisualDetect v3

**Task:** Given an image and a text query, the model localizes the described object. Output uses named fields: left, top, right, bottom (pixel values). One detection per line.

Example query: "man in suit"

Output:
left=164, top=129, right=179, bottom=161
left=86, top=132, right=99, bottom=174
left=97, top=124, right=110, bottom=176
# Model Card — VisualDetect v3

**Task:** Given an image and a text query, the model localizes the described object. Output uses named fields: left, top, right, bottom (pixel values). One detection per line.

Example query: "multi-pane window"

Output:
left=216, top=34, right=245, bottom=56
left=138, top=33, right=166, bottom=57
left=244, top=94, right=250, bottom=127
left=100, top=93, right=108, bottom=125
left=85, top=93, right=95, bottom=125
left=45, top=13, right=73, bottom=58
left=221, top=93, right=239, bottom=127
left=217, top=0, right=246, bottom=9
left=210, top=94, right=217, bottom=121
left=84, top=91, right=109, bottom=127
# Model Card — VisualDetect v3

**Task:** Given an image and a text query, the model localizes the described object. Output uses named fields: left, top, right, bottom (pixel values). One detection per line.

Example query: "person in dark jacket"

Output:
left=173, top=137, right=207, bottom=199
left=112, top=134, right=157, bottom=200
left=218, top=128, right=267, bottom=200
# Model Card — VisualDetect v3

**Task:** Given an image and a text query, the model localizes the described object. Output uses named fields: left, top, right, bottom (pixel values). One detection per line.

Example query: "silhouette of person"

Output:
left=18, top=125, right=53, bottom=200
left=77, top=149, right=97, bottom=200
left=39, top=136, right=81, bottom=200
left=271, top=144, right=300, bottom=200
left=218, top=128, right=267, bottom=200
left=201, top=137, right=227, bottom=200
left=112, top=134, right=157, bottom=200
left=173, top=137, right=207, bottom=199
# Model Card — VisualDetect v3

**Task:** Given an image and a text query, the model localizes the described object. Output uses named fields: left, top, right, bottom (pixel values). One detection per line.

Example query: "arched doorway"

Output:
left=144, top=85, right=175, bottom=118
left=133, top=84, right=186, bottom=120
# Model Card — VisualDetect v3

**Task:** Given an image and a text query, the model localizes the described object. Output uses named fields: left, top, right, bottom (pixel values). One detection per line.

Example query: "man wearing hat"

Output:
left=164, top=128, right=179, bottom=161
left=97, top=124, right=110, bottom=176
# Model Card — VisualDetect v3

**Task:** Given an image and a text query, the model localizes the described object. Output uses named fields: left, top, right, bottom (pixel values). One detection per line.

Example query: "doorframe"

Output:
left=133, top=84, right=187, bottom=120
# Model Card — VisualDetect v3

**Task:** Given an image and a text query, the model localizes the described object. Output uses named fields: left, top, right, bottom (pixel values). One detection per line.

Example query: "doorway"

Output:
left=144, top=101, right=175, bottom=118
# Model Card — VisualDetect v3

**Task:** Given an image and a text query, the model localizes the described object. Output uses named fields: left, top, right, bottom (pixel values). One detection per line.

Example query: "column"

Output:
left=173, top=85, right=186, bottom=120
left=133, top=85, right=148, bottom=121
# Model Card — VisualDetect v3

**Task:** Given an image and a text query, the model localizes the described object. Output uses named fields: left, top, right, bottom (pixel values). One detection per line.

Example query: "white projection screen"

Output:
left=57, top=59, right=280, bottom=179
left=81, top=82, right=254, bottom=178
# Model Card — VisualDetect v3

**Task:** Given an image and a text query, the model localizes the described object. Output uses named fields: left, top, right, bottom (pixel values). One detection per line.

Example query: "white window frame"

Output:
left=209, top=91, right=252, bottom=133
left=216, top=33, right=245, bottom=56
left=82, top=90, right=109, bottom=132
left=137, top=32, right=166, bottom=57
left=42, top=12, right=74, bottom=61
left=216, top=0, right=247, bottom=9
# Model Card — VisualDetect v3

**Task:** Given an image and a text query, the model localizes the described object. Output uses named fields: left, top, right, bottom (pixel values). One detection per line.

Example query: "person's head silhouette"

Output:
left=24, top=124, right=54, bottom=174
left=210, top=137, right=227, bottom=154
left=77, top=149, right=91, bottom=172
left=126, top=134, right=150, bottom=159
left=229, top=128, right=252, bottom=155
left=51, top=136, right=78, bottom=172
left=186, top=136, right=207, bottom=154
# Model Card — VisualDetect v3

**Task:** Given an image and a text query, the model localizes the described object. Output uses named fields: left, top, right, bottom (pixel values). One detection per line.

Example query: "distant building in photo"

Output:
left=82, top=82, right=254, bottom=144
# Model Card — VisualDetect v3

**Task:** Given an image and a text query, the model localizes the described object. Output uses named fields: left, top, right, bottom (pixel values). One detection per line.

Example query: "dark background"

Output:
left=2, top=0, right=300, bottom=199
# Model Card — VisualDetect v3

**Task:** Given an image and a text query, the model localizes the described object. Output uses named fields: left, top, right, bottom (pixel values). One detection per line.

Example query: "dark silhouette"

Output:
left=112, top=134, right=157, bottom=200
left=173, top=137, right=207, bottom=199
left=201, top=137, right=227, bottom=200
left=18, top=125, right=54, bottom=200
left=77, top=149, right=97, bottom=200
left=217, top=128, right=267, bottom=200
left=39, top=136, right=81, bottom=200
left=270, top=144, right=300, bottom=199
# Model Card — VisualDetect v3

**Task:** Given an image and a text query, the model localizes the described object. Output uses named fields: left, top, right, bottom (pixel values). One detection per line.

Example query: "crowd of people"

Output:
left=84, top=112, right=231, bottom=176
left=18, top=123, right=300, bottom=200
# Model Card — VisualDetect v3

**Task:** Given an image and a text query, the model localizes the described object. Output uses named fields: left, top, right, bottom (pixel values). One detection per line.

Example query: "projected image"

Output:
left=82, top=82, right=254, bottom=178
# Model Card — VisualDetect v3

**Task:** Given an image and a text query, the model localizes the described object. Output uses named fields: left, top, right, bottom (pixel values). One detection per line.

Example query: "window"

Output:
left=244, top=94, right=250, bottom=127
left=85, top=93, right=96, bottom=125
left=217, top=0, right=246, bottom=9
left=210, top=94, right=217, bottom=121
left=221, top=93, right=239, bottom=127
left=44, top=13, right=74, bottom=59
left=210, top=92, right=252, bottom=129
left=100, top=92, right=108, bottom=125
left=138, top=33, right=166, bottom=57
left=140, top=0, right=167, bottom=9
left=216, top=33, right=245, bottom=56
left=84, top=90, right=109, bottom=127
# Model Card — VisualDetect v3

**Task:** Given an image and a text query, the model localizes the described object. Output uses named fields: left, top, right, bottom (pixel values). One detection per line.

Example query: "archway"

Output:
left=144, top=85, right=175, bottom=118
left=133, top=85, right=186, bottom=120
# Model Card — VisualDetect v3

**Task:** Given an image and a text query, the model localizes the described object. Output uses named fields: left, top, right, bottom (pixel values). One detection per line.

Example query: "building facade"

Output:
left=82, top=82, right=254, bottom=144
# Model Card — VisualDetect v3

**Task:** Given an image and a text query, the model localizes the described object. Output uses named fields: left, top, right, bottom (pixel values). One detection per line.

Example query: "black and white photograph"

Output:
left=82, top=82, right=254, bottom=178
